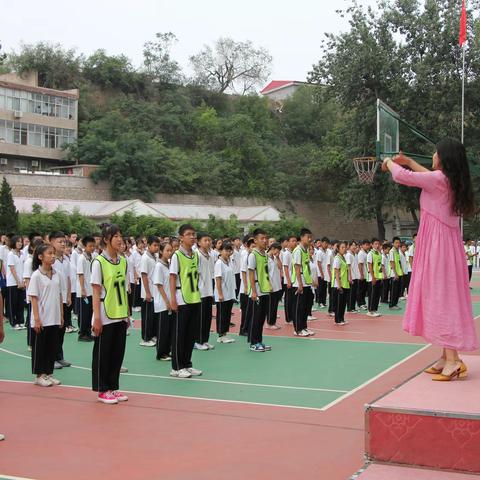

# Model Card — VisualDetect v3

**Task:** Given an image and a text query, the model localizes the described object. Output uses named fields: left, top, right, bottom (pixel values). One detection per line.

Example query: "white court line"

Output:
left=0, top=378, right=328, bottom=412
left=0, top=475, right=35, bottom=480
left=0, top=347, right=347, bottom=394
left=319, top=343, right=432, bottom=411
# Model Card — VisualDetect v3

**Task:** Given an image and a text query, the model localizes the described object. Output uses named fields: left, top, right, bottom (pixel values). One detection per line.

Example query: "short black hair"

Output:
left=321, top=237, right=330, bottom=243
left=49, top=231, right=65, bottom=241
left=371, top=238, right=380, bottom=243
left=300, top=228, right=312, bottom=237
left=361, top=239, right=370, bottom=245
left=101, top=224, right=122, bottom=243
left=288, top=234, right=297, bottom=241
left=252, top=228, right=267, bottom=237
left=82, top=235, right=95, bottom=246
left=178, top=224, right=196, bottom=236
left=242, top=234, right=253, bottom=244
left=246, top=238, right=255, bottom=247
left=197, top=232, right=212, bottom=242
left=268, top=242, right=281, bottom=252
left=392, top=236, right=401, bottom=243
left=219, top=242, right=233, bottom=252
left=147, top=235, right=160, bottom=245
left=28, top=232, right=42, bottom=242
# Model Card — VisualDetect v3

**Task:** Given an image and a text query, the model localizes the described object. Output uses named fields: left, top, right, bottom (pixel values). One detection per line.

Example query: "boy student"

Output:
left=356, top=240, right=370, bottom=311
left=247, top=228, right=272, bottom=352
left=366, top=238, right=384, bottom=317
left=332, top=241, right=351, bottom=325
left=49, top=232, right=72, bottom=370
left=316, top=237, right=330, bottom=309
left=64, top=240, right=77, bottom=334
left=169, top=224, right=203, bottom=378
left=389, top=237, right=404, bottom=310
left=140, top=236, right=160, bottom=347
left=381, top=243, right=392, bottom=304
left=266, top=242, right=283, bottom=330
left=328, top=240, right=339, bottom=317
left=399, top=242, right=409, bottom=299
left=195, top=232, right=215, bottom=350
left=292, top=228, right=315, bottom=337
left=231, top=237, right=242, bottom=299
left=282, top=235, right=297, bottom=324
left=77, top=236, right=95, bottom=342
left=132, top=238, right=144, bottom=312
left=345, top=241, right=359, bottom=313
left=239, top=236, right=254, bottom=336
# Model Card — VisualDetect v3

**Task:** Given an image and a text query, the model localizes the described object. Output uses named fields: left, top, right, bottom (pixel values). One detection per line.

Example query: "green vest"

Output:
left=371, top=250, right=384, bottom=280
left=96, top=255, right=129, bottom=319
left=251, top=249, right=272, bottom=294
left=291, top=246, right=312, bottom=285
left=393, top=248, right=403, bottom=276
left=332, top=254, right=349, bottom=289
left=176, top=250, right=201, bottom=304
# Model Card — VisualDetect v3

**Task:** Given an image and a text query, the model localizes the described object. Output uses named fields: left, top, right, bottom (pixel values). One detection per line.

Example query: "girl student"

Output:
left=6, top=235, right=26, bottom=330
left=91, top=224, right=129, bottom=404
left=266, top=242, right=283, bottom=330
left=23, top=239, right=44, bottom=349
left=27, top=243, right=64, bottom=387
left=214, top=242, right=236, bottom=343
left=153, top=242, right=174, bottom=361
left=332, top=241, right=351, bottom=326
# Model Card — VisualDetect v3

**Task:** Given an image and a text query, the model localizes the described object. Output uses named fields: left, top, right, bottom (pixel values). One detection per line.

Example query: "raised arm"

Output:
left=383, top=157, right=438, bottom=191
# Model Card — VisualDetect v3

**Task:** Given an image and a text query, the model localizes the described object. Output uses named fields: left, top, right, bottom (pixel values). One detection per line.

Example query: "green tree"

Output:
left=205, top=214, right=241, bottom=239
left=255, top=215, right=308, bottom=239
left=0, top=177, right=18, bottom=233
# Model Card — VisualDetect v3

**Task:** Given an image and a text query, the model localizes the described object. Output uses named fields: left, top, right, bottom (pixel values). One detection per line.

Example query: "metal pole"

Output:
left=461, top=43, right=466, bottom=236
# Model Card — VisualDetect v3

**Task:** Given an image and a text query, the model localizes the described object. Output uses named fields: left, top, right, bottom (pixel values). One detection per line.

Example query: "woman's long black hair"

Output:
left=437, top=138, right=476, bottom=217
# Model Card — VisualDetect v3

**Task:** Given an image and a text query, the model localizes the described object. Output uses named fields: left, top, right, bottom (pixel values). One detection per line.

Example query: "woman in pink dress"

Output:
left=382, top=138, right=478, bottom=381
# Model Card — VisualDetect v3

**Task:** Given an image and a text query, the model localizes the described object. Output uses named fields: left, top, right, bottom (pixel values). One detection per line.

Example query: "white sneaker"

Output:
left=34, top=375, right=52, bottom=387
left=204, top=343, right=215, bottom=350
left=120, top=366, right=128, bottom=373
left=328, top=313, right=335, bottom=317
left=217, top=335, right=235, bottom=343
left=0, top=434, right=4, bottom=441
left=13, top=325, right=22, bottom=331
left=178, top=369, right=192, bottom=378
left=54, top=361, right=63, bottom=369
left=194, top=342, right=209, bottom=350
left=20, top=324, right=27, bottom=330
left=151, top=337, right=157, bottom=342
left=296, top=330, right=310, bottom=337
left=305, top=329, right=315, bottom=336
left=133, top=307, right=141, bottom=312
left=139, top=340, right=156, bottom=347
left=47, top=375, right=61, bottom=386
left=367, top=312, right=381, bottom=317
left=399, top=296, right=406, bottom=301
left=170, top=369, right=180, bottom=377
left=187, top=367, right=203, bottom=376
left=307, top=316, right=316, bottom=321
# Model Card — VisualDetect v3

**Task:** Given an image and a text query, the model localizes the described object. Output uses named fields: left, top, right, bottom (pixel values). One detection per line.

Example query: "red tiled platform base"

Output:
left=355, top=463, right=479, bottom=479
left=365, top=355, right=480, bottom=474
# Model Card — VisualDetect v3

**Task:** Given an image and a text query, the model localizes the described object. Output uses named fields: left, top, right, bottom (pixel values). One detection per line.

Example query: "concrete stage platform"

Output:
left=365, top=355, right=480, bottom=474
left=354, top=463, right=480, bottom=479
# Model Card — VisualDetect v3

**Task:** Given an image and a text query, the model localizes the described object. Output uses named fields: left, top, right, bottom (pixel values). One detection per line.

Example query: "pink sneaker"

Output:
left=112, top=391, right=128, bottom=402
left=98, top=391, right=118, bottom=404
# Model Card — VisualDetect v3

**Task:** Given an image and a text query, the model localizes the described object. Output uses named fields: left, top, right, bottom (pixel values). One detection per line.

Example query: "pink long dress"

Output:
left=391, top=162, right=478, bottom=351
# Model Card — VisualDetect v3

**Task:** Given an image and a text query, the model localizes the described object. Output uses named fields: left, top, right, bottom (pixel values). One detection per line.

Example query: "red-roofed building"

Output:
left=260, top=80, right=308, bottom=101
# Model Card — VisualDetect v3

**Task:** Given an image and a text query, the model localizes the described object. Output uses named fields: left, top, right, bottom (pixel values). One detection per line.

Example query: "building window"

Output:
left=0, top=86, right=77, bottom=119
left=0, top=119, right=75, bottom=149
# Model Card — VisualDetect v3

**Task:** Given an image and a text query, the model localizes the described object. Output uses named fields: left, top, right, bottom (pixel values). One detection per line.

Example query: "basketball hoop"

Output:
left=353, top=157, right=379, bottom=184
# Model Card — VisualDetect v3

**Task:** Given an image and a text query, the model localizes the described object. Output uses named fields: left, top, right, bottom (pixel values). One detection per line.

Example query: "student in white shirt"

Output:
left=389, top=237, right=403, bottom=309
left=214, top=242, right=236, bottom=344
left=316, top=237, right=330, bottom=308
left=0, top=238, right=9, bottom=321
left=232, top=237, right=242, bottom=299
left=399, top=242, right=409, bottom=299
left=6, top=235, right=26, bottom=330
left=28, top=243, right=64, bottom=387
left=266, top=243, right=283, bottom=330
left=333, top=241, right=351, bottom=326
left=282, top=235, right=297, bottom=324
left=63, top=241, right=77, bottom=334
left=77, top=236, right=95, bottom=342
left=366, top=238, right=385, bottom=317
left=132, top=238, right=145, bottom=311
left=140, top=236, right=160, bottom=347
left=381, top=243, right=392, bottom=304
left=356, top=240, right=370, bottom=311
left=327, top=241, right=338, bottom=316
left=239, top=236, right=254, bottom=336
left=153, top=243, right=173, bottom=361
left=345, top=241, right=359, bottom=313
left=306, top=244, right=318, bottom=321
left=195, top=232, right=215, bottom=350
left=123, top=238, right=135, bottom=316
left=70, top=242, right=82, bottom=319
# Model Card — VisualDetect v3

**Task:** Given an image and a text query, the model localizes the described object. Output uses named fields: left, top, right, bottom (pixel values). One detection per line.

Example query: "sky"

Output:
left=0, top=0, right=378, bottom=84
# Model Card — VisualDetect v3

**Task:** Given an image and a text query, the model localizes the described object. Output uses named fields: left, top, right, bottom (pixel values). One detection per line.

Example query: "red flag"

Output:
left=459, top=0, right=467, bottom=46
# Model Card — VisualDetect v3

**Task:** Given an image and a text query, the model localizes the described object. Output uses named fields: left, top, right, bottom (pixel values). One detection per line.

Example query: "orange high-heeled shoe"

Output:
left=425, top=359, right=467, bottom=376
left=432, top=362, right=467, bottom=382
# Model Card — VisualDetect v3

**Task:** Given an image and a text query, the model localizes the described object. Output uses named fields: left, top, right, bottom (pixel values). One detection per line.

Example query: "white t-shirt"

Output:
left=70, top=249, right=80, bottom=294
left=407, top=244, right=415, bottom=272
left=214, top=258, right=236, bottom=302
left=332, top=255, right=346, bottom=289
left=239, top=249, right=249, bottom=295
left=346, top=251, right=360, bottom=281
left=232, top=248, right=241, bottom=275
left=53, top=256, right=70, bottom=304
left=247, top=250, right=269, bottom=297
left=389, top=248, right=400, bottom=278
left=6, top=250, right=24, bottom=287
left=211, top=249, right=220, bottom=263
left=132, top=249, right=143, bottom=279
left=357, top=249, right=368, bottom=279
left=77, top=253, right=93, bottom=297
left=27, top=269, right=63, bottom=327
left=382, top=253, right=390, bottom=277
left=153, top=261, right=171, bottom=313
left=198, top=250, right=214, bottom=298
left=310, top=260, right=318, bottom=293
left=140, top=252, right=157, bottom=299
left=400, top=251, right=408, bottom=275
left=281, top=249, right=292, bottom=285
left=23, top=255, right=33, bottom=304
left=90, top=253, right=128, bottom=325
left=0, top=245, right=8, bottom=277
left=315, top=249, right=324, bottom=278
left=125, top=254, right=135, bottom=284
left=292, top=247, right=307, bottom=288
left=268, top=255, right=282, bottom=293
